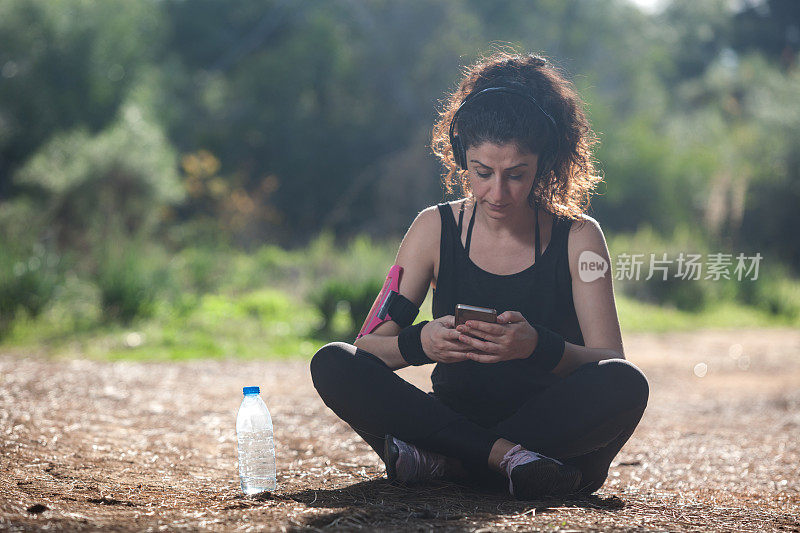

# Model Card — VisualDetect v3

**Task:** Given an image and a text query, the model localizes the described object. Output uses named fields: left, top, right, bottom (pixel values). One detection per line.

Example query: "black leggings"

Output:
left=310, top=342, right=649, bottom=493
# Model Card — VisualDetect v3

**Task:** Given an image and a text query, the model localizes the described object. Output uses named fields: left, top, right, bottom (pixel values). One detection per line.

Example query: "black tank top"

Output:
left=431, top=200, right=585, bottom=426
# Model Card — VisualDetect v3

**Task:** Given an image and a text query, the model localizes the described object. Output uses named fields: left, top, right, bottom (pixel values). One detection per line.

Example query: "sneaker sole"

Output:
left=510, top=459, right=582, bottom=500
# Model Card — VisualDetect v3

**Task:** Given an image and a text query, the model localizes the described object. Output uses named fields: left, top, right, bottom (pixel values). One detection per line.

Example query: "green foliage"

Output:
left=308, top=276, right=385, bottom=341
left=2, top=0, right=799, bottom=270
left=732, top=55, right=800, bottom=270
left=346, top=278, right=386, bottom=338
left=616, top=293, right=797, bottom=333
left=756, top=278, right=800, bottom=320
left=1, top=234, right=798, bottom=361
left=238, top=289, right=296, bottom=321
left=609, top=225, right=719, bottom=312
left=251, top=245, right=300, bottom=287
left=0, top=0, right=167, bottom=194
left=171, top=246, right=228, bottom=295
left=308, top=279, right=353, bottom=337
left=13, top=102, right=183, bottom=250
left=302, top=232, right=395, bottom=339
left=95, top=240, right=167, bottom=324
left=735, top=263, right=800, bottom=320
left=594, top=114, right=712, bottom=234
left=2, top=0, right=800, bottom=358
left=0, top=243, right=61, bottom=338
left=609, top=224, right=800, bottom=320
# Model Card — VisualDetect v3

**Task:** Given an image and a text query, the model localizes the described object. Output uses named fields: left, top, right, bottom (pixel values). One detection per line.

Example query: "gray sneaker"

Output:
left=383, top=434, right=449, bottom=485
left=499, top=444, right=582, bottom=500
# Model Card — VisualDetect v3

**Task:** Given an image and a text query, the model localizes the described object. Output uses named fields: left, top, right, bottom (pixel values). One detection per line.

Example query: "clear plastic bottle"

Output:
left=236, top=386, right=276, bottom=494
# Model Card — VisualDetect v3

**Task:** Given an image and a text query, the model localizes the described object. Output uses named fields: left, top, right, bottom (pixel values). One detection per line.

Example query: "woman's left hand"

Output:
left=455, top=310, right=538, bottom=363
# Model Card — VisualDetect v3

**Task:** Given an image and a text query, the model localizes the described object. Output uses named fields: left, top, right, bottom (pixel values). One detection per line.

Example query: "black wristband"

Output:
left=385, top=291, right=419, bottom=328
left=525, top=324, right=565, bottom=372
left=397, top=321, right=433, bottom=366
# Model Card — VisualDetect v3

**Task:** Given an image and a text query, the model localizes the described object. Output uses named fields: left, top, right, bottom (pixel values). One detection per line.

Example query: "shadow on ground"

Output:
left=225, top=478, right=626, bottom=530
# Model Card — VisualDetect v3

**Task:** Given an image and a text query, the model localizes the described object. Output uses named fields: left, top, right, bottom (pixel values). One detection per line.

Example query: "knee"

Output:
left=309, top=342, right=355, bottom=395
left=595, top=358, right=650, bottom=410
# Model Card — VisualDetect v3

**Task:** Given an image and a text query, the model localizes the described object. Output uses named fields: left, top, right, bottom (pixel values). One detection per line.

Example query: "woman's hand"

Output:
left=420, top=315, right=472, bottom=363
left=455, top=310, right=538, bottom=363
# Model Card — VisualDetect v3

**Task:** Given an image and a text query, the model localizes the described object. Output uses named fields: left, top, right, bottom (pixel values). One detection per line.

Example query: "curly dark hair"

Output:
left=431, top=48, right=602, bottom=220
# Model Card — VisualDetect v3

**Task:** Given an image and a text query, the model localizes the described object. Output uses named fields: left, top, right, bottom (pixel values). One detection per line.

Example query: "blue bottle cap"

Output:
left=243, top=386, right=260, bottom=395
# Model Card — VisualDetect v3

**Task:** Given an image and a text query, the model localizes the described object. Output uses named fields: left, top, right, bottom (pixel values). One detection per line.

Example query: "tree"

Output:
left=0, top=0, right=166, bottom=198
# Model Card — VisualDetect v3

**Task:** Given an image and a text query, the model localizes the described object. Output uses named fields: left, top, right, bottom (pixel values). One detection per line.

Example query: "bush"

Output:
left=308, top=279, right=351, bottom=336
left=345, top=278, right=385, bottom=336
left=95, top=241, right=167, bottom=324
left=237, top=289, right=295, bottom=321
left=608, top=225, right=720, bottom=312
left=251, top=245, right=301, bottom=288
left=0, top=243, right=61, bottom=338
left=172, top=246, right=228, bottom=294
left=756, top=278, right=800, bottom=319
left=308, top=276, right=384, bottom=340
left=735, top=262, right=800, bottom=320
left=13, top=102, right=183, bottom=252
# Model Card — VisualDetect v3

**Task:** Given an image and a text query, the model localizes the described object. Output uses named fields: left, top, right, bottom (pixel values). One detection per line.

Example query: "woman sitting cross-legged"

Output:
left=310, top=50, right=649, bottom=500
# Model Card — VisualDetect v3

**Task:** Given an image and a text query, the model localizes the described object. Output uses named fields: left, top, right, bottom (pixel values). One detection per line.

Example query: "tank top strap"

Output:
left=534, top=203, right=541, bottom=263
left=434, top=202, right=462, bottom=319
left=551, top=215, right=573, bottom=256
left=464, top=201, right=477, bottom=256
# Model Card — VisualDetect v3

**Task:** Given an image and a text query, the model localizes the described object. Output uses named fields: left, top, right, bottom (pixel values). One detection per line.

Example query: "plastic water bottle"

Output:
left=236, top=386, right=277, bottom=494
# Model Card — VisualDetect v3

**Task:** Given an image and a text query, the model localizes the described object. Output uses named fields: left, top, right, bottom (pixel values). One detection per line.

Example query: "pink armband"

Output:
left=356, top=265, right=419, bottom=340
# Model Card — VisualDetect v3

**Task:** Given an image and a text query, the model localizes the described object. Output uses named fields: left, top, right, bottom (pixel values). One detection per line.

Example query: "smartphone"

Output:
left=455, top=304, right=497, bottom=327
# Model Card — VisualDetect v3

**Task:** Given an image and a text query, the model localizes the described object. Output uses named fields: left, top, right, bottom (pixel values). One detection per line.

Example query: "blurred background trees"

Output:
left=1, top=0, right=799, bottom=344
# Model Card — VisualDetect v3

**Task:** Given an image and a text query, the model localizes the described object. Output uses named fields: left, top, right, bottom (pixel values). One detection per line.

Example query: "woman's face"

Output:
left=466, top=141, right=539, bottom=217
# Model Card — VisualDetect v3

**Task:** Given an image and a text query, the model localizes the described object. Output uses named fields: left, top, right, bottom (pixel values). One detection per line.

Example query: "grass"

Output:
left=3, top=288, right=326, bottom=362
left=3, top=282, right=798, bottom=362
left=616, top=293, right=800, bottom=333
left=2, top=230, right=799, bottom=361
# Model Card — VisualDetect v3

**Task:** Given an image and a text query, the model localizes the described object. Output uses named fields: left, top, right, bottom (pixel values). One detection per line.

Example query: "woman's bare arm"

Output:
left=551, top=215, right=625, bottom=377
left=352, top=206, right=440, bottom=370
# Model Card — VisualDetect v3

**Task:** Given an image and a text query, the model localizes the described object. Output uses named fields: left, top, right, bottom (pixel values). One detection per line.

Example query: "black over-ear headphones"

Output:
left=448, top=83, right=559, bottom=174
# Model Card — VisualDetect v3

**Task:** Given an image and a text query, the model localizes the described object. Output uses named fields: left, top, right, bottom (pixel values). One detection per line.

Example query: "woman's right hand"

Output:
left=421, top=315, right=471, bottom=363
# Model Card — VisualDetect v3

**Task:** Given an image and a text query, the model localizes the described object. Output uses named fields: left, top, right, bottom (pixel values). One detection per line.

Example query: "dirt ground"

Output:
left=1, top=329, right=799, bottom=532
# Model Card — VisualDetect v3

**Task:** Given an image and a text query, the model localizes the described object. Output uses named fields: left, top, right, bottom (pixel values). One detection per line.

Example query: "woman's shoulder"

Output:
left=417, top=199, right=469, bottom=228
left=566, top=212, right=603, bottom=240
left=401, top=200, right=470, bottom=261
left=565, top=212, right=610, bottom=275
left=399, top=204, right=445, bottom=260
left=395, top=202, right=464, bottom=286
left=413, top=203, right=447, bottom=229
left=442, top=198, right=470, bottom=225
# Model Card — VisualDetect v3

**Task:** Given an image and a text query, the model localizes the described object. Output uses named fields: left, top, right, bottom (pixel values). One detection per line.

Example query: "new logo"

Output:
left=579, top=250, right=608, bottom=282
